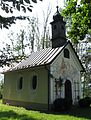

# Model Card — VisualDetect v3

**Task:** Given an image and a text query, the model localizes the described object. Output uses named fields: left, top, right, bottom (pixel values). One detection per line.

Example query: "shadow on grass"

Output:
left=0, top=110, right=35, bottom=120
left=47, top=106, right=91, bottom=120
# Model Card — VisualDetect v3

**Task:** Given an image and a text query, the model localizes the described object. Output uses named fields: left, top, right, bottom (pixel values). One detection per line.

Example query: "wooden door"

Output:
left=65, top=80, right=72, bottom=100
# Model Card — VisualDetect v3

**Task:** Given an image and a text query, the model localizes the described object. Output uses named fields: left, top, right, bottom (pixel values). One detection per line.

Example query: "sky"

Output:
left=0, top=0, right=65, bottom=45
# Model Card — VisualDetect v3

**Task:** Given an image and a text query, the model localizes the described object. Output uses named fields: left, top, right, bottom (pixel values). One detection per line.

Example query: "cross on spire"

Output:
left=56, top=6, right=59, bottom=13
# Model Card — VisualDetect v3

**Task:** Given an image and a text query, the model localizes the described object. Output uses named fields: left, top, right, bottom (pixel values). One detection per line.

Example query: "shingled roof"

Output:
left=8, top=46, right=64, bottom=72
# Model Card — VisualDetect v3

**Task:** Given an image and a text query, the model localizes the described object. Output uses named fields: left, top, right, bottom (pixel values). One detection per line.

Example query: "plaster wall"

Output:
left=50, top=45, right=82, bottom=104
left=3, top=66, right=48, bottom=107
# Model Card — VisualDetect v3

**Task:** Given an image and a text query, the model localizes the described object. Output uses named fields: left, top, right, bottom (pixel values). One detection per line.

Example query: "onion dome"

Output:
left=53, top=6, right=63, bottom=21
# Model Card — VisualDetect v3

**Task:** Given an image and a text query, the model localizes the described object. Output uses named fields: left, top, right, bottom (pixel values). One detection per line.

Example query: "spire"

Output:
left=56, top=6, right=59, bottom=13
left=53, top=6, right=63, bottom=21
left=56, top=6, right=59, bottom=12
left=50, top=6, right=66, bottom=48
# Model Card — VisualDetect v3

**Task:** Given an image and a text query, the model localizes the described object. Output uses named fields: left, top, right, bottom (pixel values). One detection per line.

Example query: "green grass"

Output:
left=0, top=101, right=91, bottom=120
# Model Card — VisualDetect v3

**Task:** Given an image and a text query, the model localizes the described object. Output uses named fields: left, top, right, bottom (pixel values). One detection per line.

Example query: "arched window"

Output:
left=64, top=48, right=70, bottom=58
left=32, top=75, right=37, bottom=90
left=54, top=24, right=57, bottom=30
left=19, top=77, right=23, bottom=90
left=61, top=25, right=64, bottom=30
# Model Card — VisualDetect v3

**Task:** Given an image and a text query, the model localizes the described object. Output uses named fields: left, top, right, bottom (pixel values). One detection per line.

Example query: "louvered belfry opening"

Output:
left=50, top=6, right=67, bottom=48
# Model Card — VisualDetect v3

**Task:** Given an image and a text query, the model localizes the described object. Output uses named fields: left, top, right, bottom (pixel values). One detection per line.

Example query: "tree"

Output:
left=27, top=5, right=52, bottom=50
left=0, top=0, right=43, bottom=29
left=0, top=29, right=28, bottom=67
left=41, top=5, right=52, bottom=49
left=62, top=0, right=91, bottom=97
left=78, top=39, right=91, bottom=97
left=0, top=4, right=52, bottom=67
left=62, top=0, right=91, bottom=45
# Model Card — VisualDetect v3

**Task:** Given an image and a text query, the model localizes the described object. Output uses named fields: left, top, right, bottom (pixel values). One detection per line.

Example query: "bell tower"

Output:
left=50, top=6, right=66, bottom=48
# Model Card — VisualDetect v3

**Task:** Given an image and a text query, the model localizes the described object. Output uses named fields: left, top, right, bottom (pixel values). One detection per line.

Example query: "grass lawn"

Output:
left=0, top=101, right=91, bottom=120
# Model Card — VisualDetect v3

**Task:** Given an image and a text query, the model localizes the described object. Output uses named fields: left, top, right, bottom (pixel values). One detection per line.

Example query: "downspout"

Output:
left=45, top=65, right=50, bottom=111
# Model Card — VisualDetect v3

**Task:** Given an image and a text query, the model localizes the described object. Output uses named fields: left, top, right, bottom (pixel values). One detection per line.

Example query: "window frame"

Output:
left=32, top=75, right=37, bottom=90
left=18, top=76, right=23, bottom=90
left=53, top=24, right=57, bottom=30
left=64, top=48, right=70, bottom=59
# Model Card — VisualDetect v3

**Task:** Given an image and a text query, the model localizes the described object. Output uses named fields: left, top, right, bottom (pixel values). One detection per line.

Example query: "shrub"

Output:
left=0, top=80, right=3, bottom=99
left=64, top=98, right=72, bottom=109
left=0, top=93, right=2, bottom=99
left=53, top=98, right=72, bottom=111
left=79, top=97, right=91, bottom=108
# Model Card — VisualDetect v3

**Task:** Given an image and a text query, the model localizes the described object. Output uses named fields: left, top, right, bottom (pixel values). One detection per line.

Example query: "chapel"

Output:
left=3, top=6, right=84, bottom=110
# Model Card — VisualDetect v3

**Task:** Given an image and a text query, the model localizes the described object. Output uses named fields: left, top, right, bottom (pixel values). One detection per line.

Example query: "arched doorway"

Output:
left=65, top=80, right=72, bottom=100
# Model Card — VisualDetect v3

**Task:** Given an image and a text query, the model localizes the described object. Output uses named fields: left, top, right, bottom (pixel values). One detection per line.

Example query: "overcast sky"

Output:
left=0, top=0, right=65, bottom=46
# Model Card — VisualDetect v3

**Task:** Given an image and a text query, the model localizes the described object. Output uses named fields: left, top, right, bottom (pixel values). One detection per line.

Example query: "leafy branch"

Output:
left=0, top=0, right=43, bottom=29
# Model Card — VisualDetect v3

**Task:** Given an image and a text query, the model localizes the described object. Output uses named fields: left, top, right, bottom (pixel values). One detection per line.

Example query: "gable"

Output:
left=50, top=42, right=84, bottom=73
left=67, top=43, right=85, bottom=72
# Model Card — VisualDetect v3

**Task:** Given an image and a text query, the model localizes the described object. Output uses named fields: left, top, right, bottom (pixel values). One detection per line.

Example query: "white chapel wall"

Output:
left=49, top=45, right=82, bottom=105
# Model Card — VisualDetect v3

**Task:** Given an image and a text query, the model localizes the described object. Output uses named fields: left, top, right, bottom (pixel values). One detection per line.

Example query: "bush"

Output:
left=0, top=92, right=2, bottom=99
left=0, top=80, right=3, bottom=99
left=79, top=97, right=91, bottom=108
left=53, top=98, right=72, bottom=111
